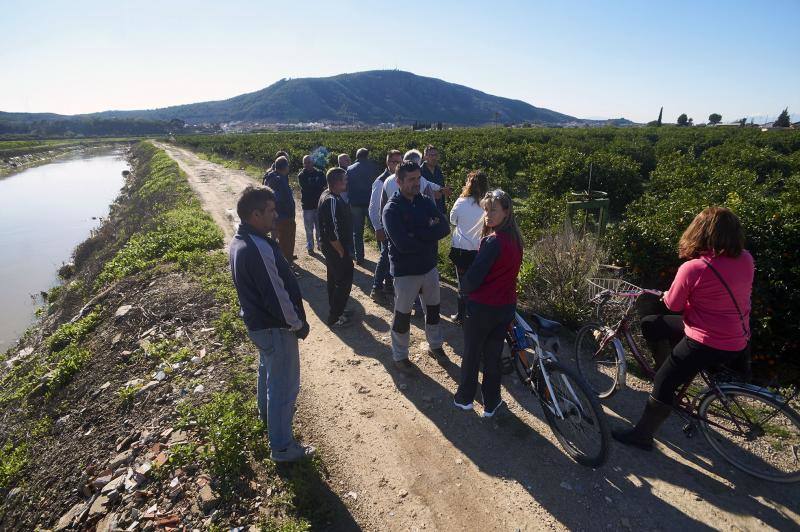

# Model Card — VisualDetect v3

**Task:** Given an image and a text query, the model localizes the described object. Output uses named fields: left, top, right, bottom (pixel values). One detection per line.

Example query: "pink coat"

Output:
left=664, top=251, right=754, bottom=351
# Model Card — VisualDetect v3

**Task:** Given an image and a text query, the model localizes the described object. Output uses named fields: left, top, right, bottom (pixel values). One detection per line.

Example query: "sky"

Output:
left=1, top=0, right=798, bottom=124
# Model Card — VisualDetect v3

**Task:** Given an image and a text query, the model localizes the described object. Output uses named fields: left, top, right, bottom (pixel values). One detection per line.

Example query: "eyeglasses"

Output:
left=486, top=189, right=506, bottom=199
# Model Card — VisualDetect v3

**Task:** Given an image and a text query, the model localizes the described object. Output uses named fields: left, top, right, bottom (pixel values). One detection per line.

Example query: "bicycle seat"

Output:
left=530, top=314, right=561, bottom=337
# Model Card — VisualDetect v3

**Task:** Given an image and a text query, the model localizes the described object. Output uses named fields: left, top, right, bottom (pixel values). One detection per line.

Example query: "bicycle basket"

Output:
left=586, top=277, right=643, bottom=318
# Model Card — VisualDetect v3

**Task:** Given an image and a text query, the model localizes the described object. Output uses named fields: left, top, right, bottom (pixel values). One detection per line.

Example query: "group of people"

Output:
left=229, top=146, right=755, bottom=464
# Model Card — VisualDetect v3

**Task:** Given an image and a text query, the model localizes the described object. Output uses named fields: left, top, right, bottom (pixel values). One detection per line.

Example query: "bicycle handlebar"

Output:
left=592, top=287, right=663, bottom=302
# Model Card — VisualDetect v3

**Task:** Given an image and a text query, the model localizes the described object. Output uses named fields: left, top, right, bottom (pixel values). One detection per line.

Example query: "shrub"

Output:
left=0, top=441, right=28, bottom=489
left=517, top=227, right=607, bottom=326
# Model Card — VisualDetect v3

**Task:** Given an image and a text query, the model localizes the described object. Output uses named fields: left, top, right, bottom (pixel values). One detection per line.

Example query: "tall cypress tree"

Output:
left=657, top=107, right=663, bottom=127
left=774, top=108, right=791, bottom=128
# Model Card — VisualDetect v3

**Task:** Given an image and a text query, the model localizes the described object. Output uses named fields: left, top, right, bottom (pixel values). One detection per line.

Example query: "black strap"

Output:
left=701, top=258, right=749, bottom=338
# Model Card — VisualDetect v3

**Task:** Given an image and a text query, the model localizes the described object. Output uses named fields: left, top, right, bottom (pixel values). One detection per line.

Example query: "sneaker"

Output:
left=329, top=315, right=351, bottom=328
left=369, top=287, right=382, bottom=300
left=427, top=347, right=448, bottom=363
left=482, top=400, right=507, bottom=418
left=449, top=313, right=464, bottom=326
left=306, top=247, right=314, bottom=255
left=393, top=358, right=417, bottom=375
left=271, top=441, right=316, bottom=462
left=453, top=398, right=474, bottom=411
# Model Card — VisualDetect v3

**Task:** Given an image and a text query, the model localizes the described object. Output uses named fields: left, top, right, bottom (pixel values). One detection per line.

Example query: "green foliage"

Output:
left=0, top=441, right=28, bottom=489
left=213, top=310, right=247, bottom=352
left=709, top=113, right=722, bottom=125
left=677, top=113, right=689, bottom=126
left=117, top=382, right=141, bottom=406
left=97, top=205, right=222, bottom=286
left=46, top=309, right=101, bottom=352
left=177, top=392, right=268, bottom=485
left=46, top=344, right=92, bottom=393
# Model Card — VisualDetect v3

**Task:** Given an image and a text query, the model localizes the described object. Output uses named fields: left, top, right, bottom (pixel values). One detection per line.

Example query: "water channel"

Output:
left=0, top=150, right=128, bottom=352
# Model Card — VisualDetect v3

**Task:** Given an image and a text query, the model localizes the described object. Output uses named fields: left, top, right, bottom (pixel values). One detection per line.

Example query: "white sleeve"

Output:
left=368, top=179, right=384, bottom=230
left=421, top=177, right=441, bottom=191
left=449, top=198, right=461, bottom=226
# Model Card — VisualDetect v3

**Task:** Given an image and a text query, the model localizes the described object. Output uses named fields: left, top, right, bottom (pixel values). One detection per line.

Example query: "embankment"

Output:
left=0, top=142, right=350, bottom=531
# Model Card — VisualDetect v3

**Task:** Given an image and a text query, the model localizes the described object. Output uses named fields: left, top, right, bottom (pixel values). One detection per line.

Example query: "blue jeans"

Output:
left=302, top=209, right=320, bottom=251
left=373, top=240, right=392, bottom=289
left=350, top=205, right=369, bottom=261
left=247, top=328, right=300, bottom=451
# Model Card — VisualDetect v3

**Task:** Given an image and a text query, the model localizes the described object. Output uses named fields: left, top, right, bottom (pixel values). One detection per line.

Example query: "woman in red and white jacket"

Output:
left=453, top=189, right=523, bottom=418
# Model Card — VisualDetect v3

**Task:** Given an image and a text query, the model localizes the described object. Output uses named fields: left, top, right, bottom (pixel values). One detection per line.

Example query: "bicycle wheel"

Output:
left=575, top=324, right=625, bottom=399
left=536, top=359, right=610, bottom=467
left=698, top=386, right=800, bottom=483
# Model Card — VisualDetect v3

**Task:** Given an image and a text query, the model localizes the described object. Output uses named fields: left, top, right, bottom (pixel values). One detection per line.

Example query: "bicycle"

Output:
left=574, top=278, right=800, bottom=482
left=505, top=311, right=610, bottom=467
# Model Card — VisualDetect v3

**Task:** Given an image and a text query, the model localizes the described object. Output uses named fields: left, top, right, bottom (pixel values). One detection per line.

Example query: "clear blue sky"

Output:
left=1, top=0, right=798, bottom=123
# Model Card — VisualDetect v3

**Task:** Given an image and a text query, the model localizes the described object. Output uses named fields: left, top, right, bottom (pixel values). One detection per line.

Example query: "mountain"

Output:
left=3, top=71, right=579, bottom=128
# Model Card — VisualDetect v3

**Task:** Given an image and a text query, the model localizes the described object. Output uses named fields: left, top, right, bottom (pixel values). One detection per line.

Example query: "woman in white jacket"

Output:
left=448, top=170, right=489, bottom=324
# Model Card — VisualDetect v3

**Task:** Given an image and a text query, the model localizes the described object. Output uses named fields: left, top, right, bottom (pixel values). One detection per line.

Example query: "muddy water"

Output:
left=0, top=151, right=127, bottom=352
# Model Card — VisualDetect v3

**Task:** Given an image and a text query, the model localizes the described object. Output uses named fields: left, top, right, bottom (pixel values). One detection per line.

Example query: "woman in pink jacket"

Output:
left=613, top=206, right=754, bottom=451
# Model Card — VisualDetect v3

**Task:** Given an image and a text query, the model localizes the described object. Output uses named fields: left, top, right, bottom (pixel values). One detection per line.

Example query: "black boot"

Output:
left=612, top=396, right=672, bottom=451
left=450, top=296, right=466, bottom=325
left=648, top=339, right=672, bottom=371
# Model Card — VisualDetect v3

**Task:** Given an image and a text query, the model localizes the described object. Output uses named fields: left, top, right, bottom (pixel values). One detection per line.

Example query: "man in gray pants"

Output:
left=382, top=161, right=450, bottom=373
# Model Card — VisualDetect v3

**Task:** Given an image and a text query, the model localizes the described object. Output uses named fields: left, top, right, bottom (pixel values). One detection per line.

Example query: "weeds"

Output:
left=177, top=391, right=268, bottom=486
left=46, top=309, right=101, bottom=352
left=0, top=441, right=28, bottom=489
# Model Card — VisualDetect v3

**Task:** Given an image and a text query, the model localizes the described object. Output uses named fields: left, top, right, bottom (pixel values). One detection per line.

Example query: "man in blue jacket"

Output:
left=345, top=148, right=378, bottom=266
left=229, top=185, right=313, bottom=462
left=382, top=161, right=450, bottom=373
left=263, top=156, right=296, bottom=264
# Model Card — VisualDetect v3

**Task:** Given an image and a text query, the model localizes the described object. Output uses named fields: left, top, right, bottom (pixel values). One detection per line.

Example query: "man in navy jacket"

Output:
left=346, top=148, right=378, bottom=265
left=229, top=185, right=313, bottom=462
left=382, top=161, right=450, bottom=373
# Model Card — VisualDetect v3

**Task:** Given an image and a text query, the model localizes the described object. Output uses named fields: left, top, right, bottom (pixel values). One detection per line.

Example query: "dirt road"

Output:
left=158, top=143, right=800, bottom=531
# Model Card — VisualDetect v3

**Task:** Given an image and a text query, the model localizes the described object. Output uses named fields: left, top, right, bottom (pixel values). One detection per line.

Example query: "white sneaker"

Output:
left=454, top=399, right=474, bottom=411
left=482, top=400, right=507, bottom=418
left=271, top=441, right=316, bottom=462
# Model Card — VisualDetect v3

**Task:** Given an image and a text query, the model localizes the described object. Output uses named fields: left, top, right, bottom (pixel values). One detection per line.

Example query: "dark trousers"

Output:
left=322, top=247, right=354, bottom=323
left=455, top=301, right=515, bottom=408
left=373, top=240, right=392, bottom=289
left=449, top=247, right=477, bottom=313
left=642, top=314, right=744, bottom=404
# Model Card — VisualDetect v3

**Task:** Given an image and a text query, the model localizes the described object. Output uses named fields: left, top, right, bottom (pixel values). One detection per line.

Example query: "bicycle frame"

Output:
left=507, top=312, right=571, bottom=420
left=593, top=292, right=657, bottom=380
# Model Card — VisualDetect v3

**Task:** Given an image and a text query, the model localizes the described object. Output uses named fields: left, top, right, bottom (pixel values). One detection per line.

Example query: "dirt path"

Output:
left=158, top=143, right=800, bottom=532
